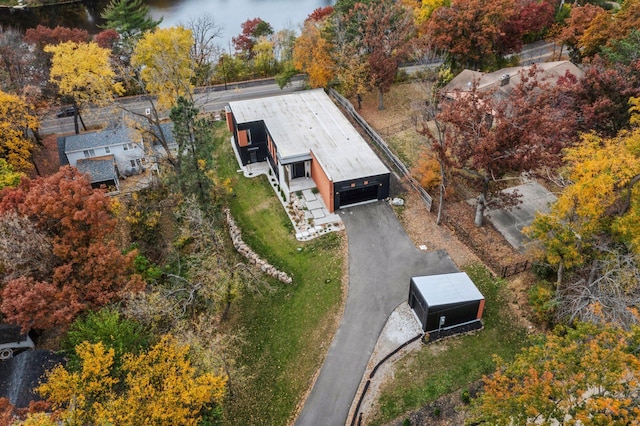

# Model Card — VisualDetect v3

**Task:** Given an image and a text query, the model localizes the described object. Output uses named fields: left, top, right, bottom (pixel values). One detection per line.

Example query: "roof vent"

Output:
left=499, top=74, right=510, bottom=86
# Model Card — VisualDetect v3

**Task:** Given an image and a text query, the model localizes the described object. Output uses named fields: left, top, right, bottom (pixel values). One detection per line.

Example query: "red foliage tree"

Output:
left=572, top=56, right=640, bottom=136
left=0, top=167, right=144, bottom=331
left=306, top=6, right=334, bottom=23
left=347, top=0, right=414, bottom=109
left=24, top=25, right=90, bottom=49
left=439, top=65, right=579, bottom=225
left=94, top=29, right=120, bottom=50
left=424, top=0, right=516, bottom=70
left=232, top=18, right=274, bottom=58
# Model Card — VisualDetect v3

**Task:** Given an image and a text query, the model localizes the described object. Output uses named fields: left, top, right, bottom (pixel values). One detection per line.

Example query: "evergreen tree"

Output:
left=170, top=97, right=215, bottom=209
left=100, top=0, right=161, bottom=47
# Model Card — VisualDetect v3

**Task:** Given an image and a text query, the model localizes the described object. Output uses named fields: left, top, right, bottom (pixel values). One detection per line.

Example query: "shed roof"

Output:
left=76, top=156, right=117, bottom=183
left=229, top=89, right=390, bottom=182
left=412, top=272, right=484, bottom=307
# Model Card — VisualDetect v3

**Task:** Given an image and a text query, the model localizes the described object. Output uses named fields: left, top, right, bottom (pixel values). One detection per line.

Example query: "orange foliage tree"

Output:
left=472, top=321, right=640, bottom=425
left=0, top=166, right=144, bottom=331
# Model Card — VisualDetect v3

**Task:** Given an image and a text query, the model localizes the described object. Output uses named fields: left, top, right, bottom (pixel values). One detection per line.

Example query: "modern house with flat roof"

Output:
left=226, top=89, right=390, bottom=212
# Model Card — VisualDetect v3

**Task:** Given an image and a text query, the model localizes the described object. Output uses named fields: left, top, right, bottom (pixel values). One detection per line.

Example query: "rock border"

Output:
left=224, top=209, right=293, bottom=285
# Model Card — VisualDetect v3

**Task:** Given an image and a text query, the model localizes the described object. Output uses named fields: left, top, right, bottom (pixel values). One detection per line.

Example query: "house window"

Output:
left=247, top=129, right=252, bottom=145
left=140, top=157, right=147, bottom=165
left=83, top=149, right=95, bottom=158
left=130, top=160, right=136, bottom=167
left=105, top=146, right=111, bottom=154
left=123, top=143, right=133, bottom=151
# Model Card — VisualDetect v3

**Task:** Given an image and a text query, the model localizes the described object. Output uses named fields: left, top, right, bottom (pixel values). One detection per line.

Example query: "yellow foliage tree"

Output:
left=131, top=27, right=195, bottom=109
left=37, top=341, right=117, bottom=425
left=293, top=20, right=336, bottom=88
left=253, top=38, right=276, bottom=77
left=472, top=321, right=640, bottom=425
left=526, top=98, right=640, bottom=282
left=45, top=41, right=124, bottom=107
left=38, top=336, right=227, bottom=426
left=414, top=0, right=449, bottom=26
left=0, top=91, right=38, bottom=173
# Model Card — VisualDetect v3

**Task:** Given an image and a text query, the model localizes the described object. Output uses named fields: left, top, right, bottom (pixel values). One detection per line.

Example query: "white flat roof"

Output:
left=229, top=89, right=389, bottom=182
left=412, top=272, right=484, bottom=307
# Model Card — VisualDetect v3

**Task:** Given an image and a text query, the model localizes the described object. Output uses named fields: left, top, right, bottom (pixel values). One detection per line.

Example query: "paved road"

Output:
left=39, top=78, right=305, bottom=136
left=295, top=201, right=458, bottom=426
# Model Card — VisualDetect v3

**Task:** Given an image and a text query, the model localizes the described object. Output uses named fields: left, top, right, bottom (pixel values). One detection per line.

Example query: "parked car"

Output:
left=0, top=324, right=35, bottom=360
left=56, top=106, right=76, bottom=118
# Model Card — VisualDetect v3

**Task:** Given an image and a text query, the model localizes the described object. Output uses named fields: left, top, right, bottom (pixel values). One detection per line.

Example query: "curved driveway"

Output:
left=295, top=202, right=458, bottom=426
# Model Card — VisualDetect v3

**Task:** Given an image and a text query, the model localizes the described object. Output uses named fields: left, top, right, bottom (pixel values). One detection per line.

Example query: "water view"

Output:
left=0, top=0, right=335, bottom=46
left=148, top=0, right=335, bottom=45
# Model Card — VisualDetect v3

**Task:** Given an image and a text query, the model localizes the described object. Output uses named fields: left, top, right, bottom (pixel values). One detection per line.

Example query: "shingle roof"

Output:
left=64, top=126, right=139, bottom=152
left=0, top=350, right=65, bottom=408
left=76, top=155, right=117, bottom=183
left=229, top=89, right=390, bottom=182
left=441, top=61, right=585, bottom=100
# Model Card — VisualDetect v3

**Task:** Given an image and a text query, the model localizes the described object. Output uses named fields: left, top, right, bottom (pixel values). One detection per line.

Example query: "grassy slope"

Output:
left=215, top=138, right=345, bottom=425
left=369, top=264, right=530, bottom=424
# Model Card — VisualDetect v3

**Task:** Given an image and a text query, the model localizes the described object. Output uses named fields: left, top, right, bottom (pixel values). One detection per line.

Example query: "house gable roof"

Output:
left=64, top=126, right=139, bottom=153
left=229, top=89, right=390, bottom=182
left=441, top=61, right=585, bottom=100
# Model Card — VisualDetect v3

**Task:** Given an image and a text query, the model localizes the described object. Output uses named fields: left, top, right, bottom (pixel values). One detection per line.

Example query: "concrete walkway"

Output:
left=294, top=202, right=458, bottom=426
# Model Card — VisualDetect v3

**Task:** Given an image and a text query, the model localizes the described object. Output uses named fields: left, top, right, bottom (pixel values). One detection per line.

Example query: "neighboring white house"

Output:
left=58, top=123, right=175, bottom=193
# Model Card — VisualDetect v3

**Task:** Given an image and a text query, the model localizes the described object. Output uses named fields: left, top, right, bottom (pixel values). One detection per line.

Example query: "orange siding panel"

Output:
left=477, top=299, right=485, bottom=320
left=310, top=151, right=334, bottom=212
left=237, top=130, right=249, bottom=147
left=225, top=111, right=234, bottom=132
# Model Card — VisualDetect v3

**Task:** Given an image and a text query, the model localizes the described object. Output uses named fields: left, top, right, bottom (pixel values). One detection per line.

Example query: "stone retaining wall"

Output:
left=224, top=209, right=293, bottom=284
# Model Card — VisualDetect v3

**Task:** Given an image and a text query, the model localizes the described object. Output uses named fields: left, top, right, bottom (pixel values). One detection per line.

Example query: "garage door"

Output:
left=338, top=185, right=379, bottom=208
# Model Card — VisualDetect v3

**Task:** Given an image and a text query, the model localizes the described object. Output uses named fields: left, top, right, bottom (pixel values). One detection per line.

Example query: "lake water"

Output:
left=0, top=0, right=334, bottom=47
left=147, top=0, right=335, bottom=46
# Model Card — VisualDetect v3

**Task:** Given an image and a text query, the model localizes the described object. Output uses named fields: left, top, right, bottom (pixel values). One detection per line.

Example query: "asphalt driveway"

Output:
left=295, top=201, right=458, bottom=426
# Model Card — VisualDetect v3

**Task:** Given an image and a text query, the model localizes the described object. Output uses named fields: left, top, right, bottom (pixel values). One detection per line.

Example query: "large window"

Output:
left=83, top=149, right=95, bottom=158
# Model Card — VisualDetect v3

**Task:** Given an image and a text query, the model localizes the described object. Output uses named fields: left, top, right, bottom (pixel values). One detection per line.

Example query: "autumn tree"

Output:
left=571, top=57, right=640, bottom=137
left=39, top=336, right=227, bottom=425
left=45, top=41, right=124, bottom=134
left=93, top=28, right=120, bottom=50
left=129, top=26, right=194, bottom=164
left=440, top=65, right=579, bottom=226
left=558, top=3, right=606, bottom=63
left=293, top=15, right=336, bottom=88
left=579, top=0, right=640, bottom=60
left=422, top=0, right=553, bottom=71
left=232, top=18, right=274, bottom=59
left=0, top=90, right=39, bottom=173
left=0, top=159, right=23, bottom=190
left=23, top=25, right=90, bottom=49
left=100, top=0, right=161, bottom=51
left=339, top=0, right=414, bottom=109
left=472, top=321, right=640, bottom=425
left=0, top=167, right=144, bottom=331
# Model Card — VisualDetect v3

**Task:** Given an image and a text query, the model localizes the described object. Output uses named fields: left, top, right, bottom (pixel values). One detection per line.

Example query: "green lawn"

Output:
left=215, top=135, right=345, bottom=425
left=368, top=264, right=530, bottom=425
